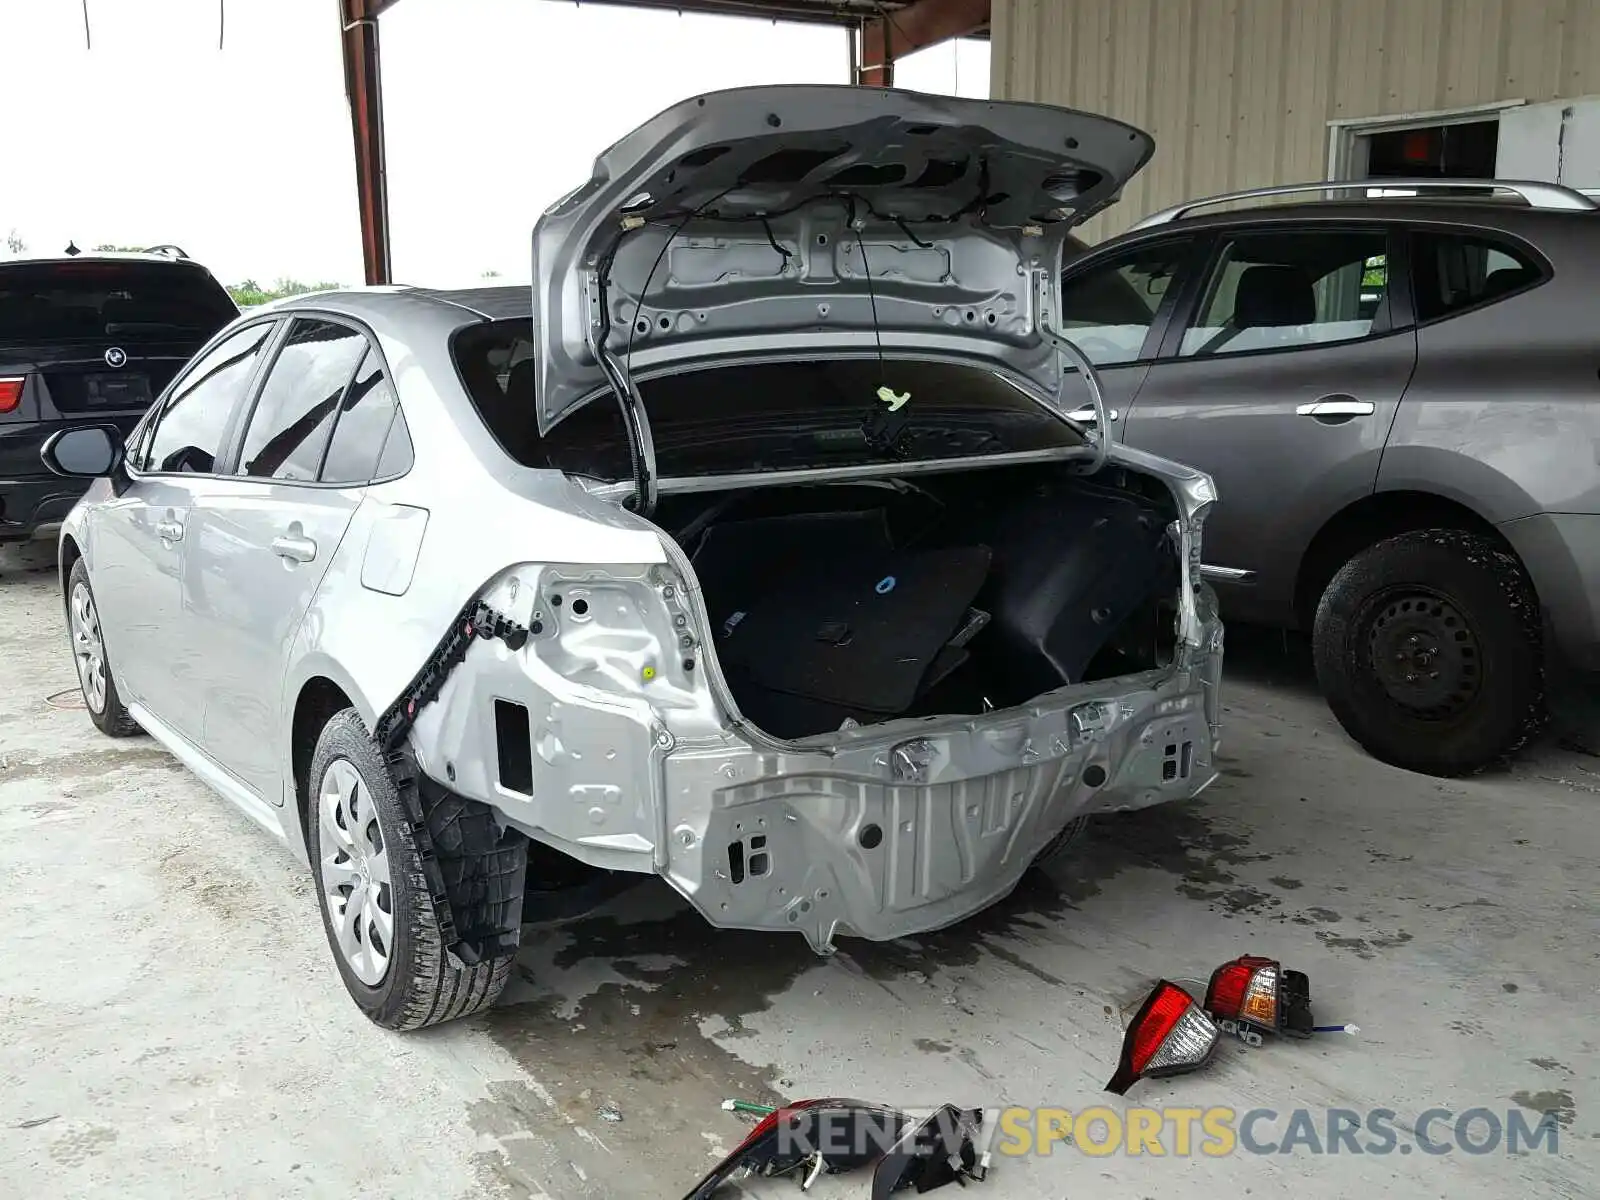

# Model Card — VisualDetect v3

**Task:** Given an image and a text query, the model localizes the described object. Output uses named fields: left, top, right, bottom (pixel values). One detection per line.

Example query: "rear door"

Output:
left=1119, top=223, right=1416, bottom=625
left=182, top=323, right=410, bottom=801
left=94, top=319, right=279, bottom=724
left=1049, top=233, right=1203, bottom=433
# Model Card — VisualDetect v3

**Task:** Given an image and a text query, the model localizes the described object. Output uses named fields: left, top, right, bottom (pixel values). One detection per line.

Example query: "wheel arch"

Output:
left=59, top=533, right=83, bottom=598
left=1293, top=490, right=1526, bottom=630
left=289, top=675, right=363, bottom=863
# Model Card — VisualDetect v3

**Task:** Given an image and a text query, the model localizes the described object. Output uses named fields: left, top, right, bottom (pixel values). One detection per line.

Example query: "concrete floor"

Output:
left=2, top=538, right=1597, bottom=1199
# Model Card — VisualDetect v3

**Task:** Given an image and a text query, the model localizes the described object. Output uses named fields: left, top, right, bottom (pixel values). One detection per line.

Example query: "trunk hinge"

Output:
left=585, top=266, right=659, bottom=515
left=1032, top=266, right=1113, bottom=474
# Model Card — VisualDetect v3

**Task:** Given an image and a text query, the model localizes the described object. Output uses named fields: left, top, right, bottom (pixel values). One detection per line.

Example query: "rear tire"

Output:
left=67, top=559, right=140, bottom=738
left=309, top=708, right=518, bottom=1030
left=1312, top=529, right=1545, bottom=777
left=1031, top=815, right=1090, bottom=871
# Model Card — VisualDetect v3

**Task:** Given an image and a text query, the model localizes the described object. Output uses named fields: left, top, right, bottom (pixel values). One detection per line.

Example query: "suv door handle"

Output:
left=1297, top=396, right=1375, bottom=420
left=1067, top=406, right=1121, bottom=423
left=272, top=533, right=317, bottom=564
left=155, top=518, right=184, bottom=542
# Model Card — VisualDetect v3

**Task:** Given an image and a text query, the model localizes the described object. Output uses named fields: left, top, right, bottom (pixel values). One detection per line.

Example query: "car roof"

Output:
left=1117, top=197, right=1598, bottom=241
left=249, top=284, right=531, bottom=331
left=1, top=252, right=217, bottom=269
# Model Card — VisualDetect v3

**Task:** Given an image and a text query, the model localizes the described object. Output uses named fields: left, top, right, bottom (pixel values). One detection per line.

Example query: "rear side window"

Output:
left=319, top=350, right=410, bottom=484
left=1411, top=232, right=1543, bottom=321
left=1180, top=229, right=1390, bottom=357
left=142, top=322, right=275, bottom=473
left=1058, top=240, right=1191, bottom=365
left=236, top=319, right=367, bottom=482
left=0, top=260, right=237, bottom=343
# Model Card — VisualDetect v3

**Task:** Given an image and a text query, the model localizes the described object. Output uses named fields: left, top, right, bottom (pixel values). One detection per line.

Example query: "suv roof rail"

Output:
left=140, top=243, right=191, bottom=260
left=1129, top=178, right=1599, bottom=230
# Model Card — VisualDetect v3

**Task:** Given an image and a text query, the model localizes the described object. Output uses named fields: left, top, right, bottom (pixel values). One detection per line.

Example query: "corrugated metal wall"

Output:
left=992, top=0, right=1600, bottom=239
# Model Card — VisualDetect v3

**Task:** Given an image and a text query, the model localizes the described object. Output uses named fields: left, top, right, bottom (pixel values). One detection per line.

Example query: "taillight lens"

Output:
left=0, top=377, right=23, bottom=414
left=1205, top=954, right=1315, bottom=1038
left=1106, top=980, right=1219, bottom=1095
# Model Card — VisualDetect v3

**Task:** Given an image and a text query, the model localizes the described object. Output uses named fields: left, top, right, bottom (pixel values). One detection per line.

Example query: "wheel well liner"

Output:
left=1294, top=491, right=1523, bottom=628
left=59, top=535, right=82, bottom=598
left=292, top=677, right=355, bottom=854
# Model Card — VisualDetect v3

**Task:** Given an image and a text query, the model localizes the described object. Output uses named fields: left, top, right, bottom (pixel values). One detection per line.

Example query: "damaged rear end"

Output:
left=381, top=85, right=1223, bottom=953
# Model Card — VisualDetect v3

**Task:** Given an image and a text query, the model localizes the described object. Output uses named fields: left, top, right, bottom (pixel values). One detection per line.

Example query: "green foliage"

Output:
left=228, top=277, right=345, bottom=307
left=4, top=229, right=25, bottom=255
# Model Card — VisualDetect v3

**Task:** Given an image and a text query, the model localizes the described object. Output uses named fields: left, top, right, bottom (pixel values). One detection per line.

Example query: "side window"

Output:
left=142, top=322, right=276, bottom=473
left=236, top=318, right=368, bottom=482
left=1179, top=229, right=1390, bottom=358
left=320, top=350, right=408, bottom=484
left=1057, top=240, right=1191, bottom=365
left=1411, top=232, right=1543, bottom=321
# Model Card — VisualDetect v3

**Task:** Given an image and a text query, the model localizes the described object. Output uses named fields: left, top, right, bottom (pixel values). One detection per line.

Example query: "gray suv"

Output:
left=1054, top=179, right=1600, bottom=776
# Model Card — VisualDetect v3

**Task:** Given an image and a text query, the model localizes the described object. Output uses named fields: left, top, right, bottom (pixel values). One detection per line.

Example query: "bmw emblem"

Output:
left=104, top=347, right=128, bottom=369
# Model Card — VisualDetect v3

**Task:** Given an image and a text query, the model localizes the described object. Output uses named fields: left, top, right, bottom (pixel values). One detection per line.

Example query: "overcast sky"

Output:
left=0, top=0, right=988, bottom=288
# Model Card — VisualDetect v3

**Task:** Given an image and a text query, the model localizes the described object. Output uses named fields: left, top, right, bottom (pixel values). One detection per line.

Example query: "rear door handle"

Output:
left=1067, top=406, right=1121, bottom=423
left=272, top=534, right=317, bottom=564
left=1296, top=396, right=1375, bottom=419
left=155, top=519, right=184, bottom=542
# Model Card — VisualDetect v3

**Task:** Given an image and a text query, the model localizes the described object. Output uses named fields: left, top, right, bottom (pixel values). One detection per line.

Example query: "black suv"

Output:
left=1, top=250, right=237, bottom=542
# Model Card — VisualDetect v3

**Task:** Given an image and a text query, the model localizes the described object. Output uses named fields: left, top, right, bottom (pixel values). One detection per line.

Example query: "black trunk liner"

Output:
left=717, top=543, right=992, bottom=718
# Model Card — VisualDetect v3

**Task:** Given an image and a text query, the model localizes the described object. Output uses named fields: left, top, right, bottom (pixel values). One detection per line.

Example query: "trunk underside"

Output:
left=656, top=460, right=1183, bottom=741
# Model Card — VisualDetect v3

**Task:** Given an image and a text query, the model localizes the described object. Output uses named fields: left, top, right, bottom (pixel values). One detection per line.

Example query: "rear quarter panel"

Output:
left=1380, top=219, right=1600, bottom=520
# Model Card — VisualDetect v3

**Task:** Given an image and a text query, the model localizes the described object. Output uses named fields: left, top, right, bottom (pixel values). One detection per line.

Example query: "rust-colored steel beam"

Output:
left=856, top=0, right=989, bottom=87
left=340, top=0, right=393, bottom=285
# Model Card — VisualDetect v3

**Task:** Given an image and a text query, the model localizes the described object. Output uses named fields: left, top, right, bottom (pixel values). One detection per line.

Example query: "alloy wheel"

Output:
left=69, top=582, right=107, bottom=714
left=319, top=758, right=395, bottom=986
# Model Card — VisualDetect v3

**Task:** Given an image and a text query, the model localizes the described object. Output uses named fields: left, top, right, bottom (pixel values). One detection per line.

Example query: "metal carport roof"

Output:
left=337, top=0, right=990, bottom=283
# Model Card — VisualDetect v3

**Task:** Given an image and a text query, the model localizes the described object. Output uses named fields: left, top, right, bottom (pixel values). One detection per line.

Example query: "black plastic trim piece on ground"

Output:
left=388, top=748, right=526, bottom=967
left=374, top=592, right=529, bottom=751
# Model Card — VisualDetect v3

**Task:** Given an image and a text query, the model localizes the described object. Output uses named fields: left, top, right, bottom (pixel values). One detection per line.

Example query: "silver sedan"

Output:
left=45, top=85, right=1223, bottom=1029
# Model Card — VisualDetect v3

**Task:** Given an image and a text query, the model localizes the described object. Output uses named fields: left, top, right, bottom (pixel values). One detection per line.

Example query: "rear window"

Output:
left=0, top=260, right=237, bottom=343
left=452, top=320, right=1083, bottom=481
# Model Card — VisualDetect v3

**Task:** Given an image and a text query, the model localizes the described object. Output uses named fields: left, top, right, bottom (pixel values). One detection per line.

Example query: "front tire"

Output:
left=67, top=559, right=140, bottom=737
left=1312, top=529, right=1545, bottom=777
left=309, top=708, right=518, bottom=1030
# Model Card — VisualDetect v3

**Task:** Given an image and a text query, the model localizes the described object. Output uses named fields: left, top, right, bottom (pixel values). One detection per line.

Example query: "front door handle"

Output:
left=272, top=534, right=317, bottom=564
left=1296, top=396, right=1375, bottom=421
left=1067, top=406, right=1121, bottom=423
left=155, top=519, right=184, bottom=542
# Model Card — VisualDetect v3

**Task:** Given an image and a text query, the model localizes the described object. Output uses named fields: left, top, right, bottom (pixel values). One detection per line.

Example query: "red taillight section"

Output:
left=1205, top=954, right=1279, bottom=1025
left=1106, top=980, right=1219, bottom=1095
left=0, top=377, right=23, bottom=414
left=1130, top=982, right=1193, bottom=1073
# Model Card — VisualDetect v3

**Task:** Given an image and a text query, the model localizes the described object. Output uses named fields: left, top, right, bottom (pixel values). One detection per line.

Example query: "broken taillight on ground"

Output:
left=1104, top=980, right=1220, bottom=1095
left=1204, top=954, right=1315, bottom=1044
left=688, top=1098, right=990, bottom=1198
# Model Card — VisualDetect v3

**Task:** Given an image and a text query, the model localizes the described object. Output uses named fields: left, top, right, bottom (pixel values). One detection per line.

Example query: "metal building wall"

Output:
left=993, top=0, right=1600, bottom=239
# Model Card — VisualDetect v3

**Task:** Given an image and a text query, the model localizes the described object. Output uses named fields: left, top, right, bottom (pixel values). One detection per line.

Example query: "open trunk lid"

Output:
left=531, top=85, right=1153, bottom=434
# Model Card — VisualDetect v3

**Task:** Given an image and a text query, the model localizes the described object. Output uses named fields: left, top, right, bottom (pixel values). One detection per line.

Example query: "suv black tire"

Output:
left=1313, top=529, right=1545, bottom=777
left=309, top=708, right=519, bottom=1030
left=67, top=558, right=141, bottom=738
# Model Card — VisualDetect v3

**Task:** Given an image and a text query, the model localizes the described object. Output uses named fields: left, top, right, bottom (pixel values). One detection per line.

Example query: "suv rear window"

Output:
left=0, top=260, right=237, bottom=343
left=1411, top=232, right=1543, bottom=322
left=452, top=319, right=1082, bottom=481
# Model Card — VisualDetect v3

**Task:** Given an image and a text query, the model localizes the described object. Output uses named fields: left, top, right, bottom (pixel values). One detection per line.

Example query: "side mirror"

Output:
left=42, top=425, right=123, bottom=478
